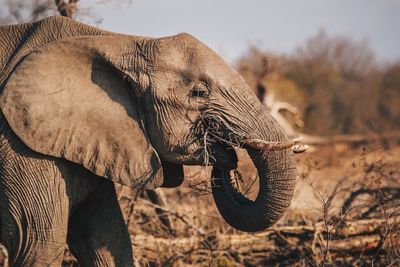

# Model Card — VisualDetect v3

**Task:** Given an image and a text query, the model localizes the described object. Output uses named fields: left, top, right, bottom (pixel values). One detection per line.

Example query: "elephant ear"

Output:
left=0, top=38, right=163, bottom=189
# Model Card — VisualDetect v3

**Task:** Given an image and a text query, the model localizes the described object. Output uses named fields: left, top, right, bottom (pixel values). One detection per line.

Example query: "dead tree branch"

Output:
left=54, top=0, right=78, bottom=18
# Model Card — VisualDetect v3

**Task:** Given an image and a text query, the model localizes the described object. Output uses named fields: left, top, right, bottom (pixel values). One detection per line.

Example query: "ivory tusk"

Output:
left=292, top=144, right=309, bottom=154
left=243, top=137, right=307, bottom=152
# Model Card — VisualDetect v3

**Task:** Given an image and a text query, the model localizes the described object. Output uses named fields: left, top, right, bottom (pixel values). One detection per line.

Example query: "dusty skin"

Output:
left=0, top=17, right=299, bottom=266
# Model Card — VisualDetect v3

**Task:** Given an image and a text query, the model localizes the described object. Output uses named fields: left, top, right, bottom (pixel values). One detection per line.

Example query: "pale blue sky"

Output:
left=81, top=1, right=399, bottom=64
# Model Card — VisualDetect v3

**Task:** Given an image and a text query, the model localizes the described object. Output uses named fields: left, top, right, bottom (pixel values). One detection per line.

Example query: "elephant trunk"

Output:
left=211, top=102, right=297, bottom=232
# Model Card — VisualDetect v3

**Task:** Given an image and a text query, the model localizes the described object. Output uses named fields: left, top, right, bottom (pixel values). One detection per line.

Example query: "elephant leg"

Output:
left=67, top=178, right=133, bottom=267
left=0, top=159, right=70, bottom=266
left=0, top=120, right=96, bottom=266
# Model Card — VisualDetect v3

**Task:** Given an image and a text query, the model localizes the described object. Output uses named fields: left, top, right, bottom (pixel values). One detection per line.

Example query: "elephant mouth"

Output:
left=209, top=140, right=238, bottom=170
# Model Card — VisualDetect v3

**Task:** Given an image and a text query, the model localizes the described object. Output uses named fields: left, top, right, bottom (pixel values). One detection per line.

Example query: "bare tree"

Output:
left=297, top=29, right=376, bottom=82
left=54, top=0, right=78, bottom=18
left=0, top=0, right=131, bottom=24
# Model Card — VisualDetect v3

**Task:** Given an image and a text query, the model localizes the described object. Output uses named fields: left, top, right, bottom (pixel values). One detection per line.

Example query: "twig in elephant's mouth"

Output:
left=205, top=130, right=242, bottom=147
left=195, top=112, right=244, bottom=148
left=195, top=116, right=239, bottom=168
left=201, top=131, right=215, bottom=168
left=203, top=133, right=239, bottom=170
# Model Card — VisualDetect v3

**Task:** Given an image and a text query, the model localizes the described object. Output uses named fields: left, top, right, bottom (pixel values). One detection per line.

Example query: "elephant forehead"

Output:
left=155, top=42, right=239, bottom=85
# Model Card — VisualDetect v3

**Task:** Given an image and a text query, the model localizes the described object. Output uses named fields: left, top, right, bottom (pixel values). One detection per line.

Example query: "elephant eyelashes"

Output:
left=190, top=84, right=209, bottom=98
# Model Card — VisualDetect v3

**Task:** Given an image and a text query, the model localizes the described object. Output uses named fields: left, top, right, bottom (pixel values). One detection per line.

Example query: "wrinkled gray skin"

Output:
left=0, top=17, right=297, bottom=266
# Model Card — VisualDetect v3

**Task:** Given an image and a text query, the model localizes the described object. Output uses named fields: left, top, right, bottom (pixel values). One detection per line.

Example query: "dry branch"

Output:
left=54, top=0, right=78, bottom=18
left=341, top=186, right=400, bottom=218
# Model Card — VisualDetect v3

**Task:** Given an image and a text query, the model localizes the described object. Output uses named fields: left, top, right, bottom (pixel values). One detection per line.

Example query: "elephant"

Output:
left=0, top=16, right=299, bottom=266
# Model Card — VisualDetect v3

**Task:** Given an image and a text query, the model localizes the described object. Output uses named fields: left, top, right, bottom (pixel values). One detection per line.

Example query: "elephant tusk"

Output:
left=243, top=137, right=307, bottom=153
left=292, top=144, right=309, bottom=154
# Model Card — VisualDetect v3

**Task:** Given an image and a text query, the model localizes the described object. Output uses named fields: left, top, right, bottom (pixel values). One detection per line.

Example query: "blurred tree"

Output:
left=379, top=63, right=400, bottom=127
left=296, top=29, right=376, bottom=82
left=0, top=0, right=132, bottom=24
left=286, top=30, right=383, bottom=134
left=236, top=46, right=269, bottom=101
left=237, top=30, right=400, bottom=135
left=54, top=0, right=78, bottom=18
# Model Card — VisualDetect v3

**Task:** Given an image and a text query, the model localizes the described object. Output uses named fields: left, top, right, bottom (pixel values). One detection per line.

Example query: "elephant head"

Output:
left=0, top=32, right=297, bottom=232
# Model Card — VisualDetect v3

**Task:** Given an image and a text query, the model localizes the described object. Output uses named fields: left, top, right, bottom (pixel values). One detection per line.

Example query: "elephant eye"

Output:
left=190, top=83, right=209, bottom=98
